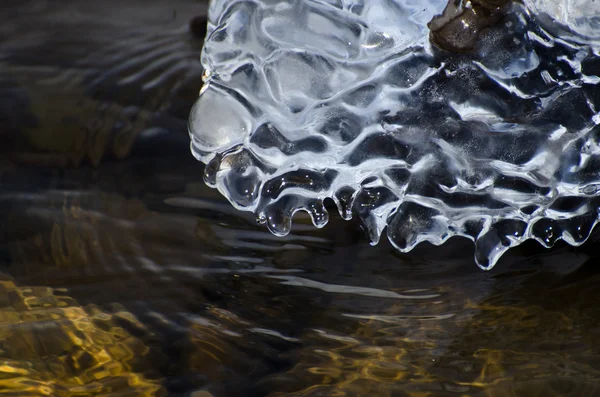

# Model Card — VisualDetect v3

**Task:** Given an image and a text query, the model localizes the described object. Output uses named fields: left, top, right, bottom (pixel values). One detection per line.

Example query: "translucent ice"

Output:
left=189, top=0, right=600, bottom=269
left=524, top=0, right=600, bottom=43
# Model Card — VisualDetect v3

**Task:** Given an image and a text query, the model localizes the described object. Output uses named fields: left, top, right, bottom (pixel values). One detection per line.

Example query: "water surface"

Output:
left=2, top=1, right=600, bottom=396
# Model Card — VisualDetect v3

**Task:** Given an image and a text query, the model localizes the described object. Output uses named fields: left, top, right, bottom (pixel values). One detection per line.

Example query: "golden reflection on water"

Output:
left=4, top=184, right=600, bottom=396
left=0, top=278, right=164, bottom=396
left=262, top=268, right=600, bottom=397
left=3, top=1, right=600, bottom=396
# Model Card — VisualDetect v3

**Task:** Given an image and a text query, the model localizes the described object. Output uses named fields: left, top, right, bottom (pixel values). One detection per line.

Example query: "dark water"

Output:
left=2, top=1, right=600, bottom=396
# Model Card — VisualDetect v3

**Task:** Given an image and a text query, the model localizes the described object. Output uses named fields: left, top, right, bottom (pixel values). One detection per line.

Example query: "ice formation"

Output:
left=189, top=0, right=600, bottom=269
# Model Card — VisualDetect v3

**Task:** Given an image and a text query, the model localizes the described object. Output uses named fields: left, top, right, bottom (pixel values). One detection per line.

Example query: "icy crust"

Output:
left=189, top=0, right=600, bottom=269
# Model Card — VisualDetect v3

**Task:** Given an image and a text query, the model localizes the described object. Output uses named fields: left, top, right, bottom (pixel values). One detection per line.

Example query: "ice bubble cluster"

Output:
left=189, top=0, right=600, bottom=269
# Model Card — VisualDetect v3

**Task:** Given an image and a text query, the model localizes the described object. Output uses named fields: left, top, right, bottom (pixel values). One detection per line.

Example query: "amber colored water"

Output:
left=2, top=1, right=600, bottom=396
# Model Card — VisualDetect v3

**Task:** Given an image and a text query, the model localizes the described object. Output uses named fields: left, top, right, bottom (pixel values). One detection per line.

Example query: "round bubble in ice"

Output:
left=189, top=0, right=600, bottom=269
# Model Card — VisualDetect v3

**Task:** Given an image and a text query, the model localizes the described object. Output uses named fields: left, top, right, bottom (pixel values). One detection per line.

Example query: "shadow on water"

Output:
left=2, top=1, right=600, bottom=396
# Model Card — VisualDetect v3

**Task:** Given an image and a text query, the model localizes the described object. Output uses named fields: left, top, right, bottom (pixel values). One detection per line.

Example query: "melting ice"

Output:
left=189, top=0, right=600, bottom=269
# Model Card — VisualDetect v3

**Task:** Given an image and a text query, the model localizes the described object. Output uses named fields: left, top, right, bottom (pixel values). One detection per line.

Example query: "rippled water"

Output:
left=190, top=0, right=600, bottom=269
left=3, top=1, right=600, bottom=396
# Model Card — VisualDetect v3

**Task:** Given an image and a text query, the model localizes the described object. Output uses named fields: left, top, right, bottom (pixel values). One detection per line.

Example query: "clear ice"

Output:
left=189, top=0, right=600, bottom=269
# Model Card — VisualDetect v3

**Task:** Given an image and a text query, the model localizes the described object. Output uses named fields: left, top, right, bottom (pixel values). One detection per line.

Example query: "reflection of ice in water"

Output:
left=189, top=0, right=600, bottom=269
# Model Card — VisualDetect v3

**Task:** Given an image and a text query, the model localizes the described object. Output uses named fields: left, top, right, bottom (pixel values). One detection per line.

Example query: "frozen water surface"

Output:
left=189, top=0, right=600, bottom=269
